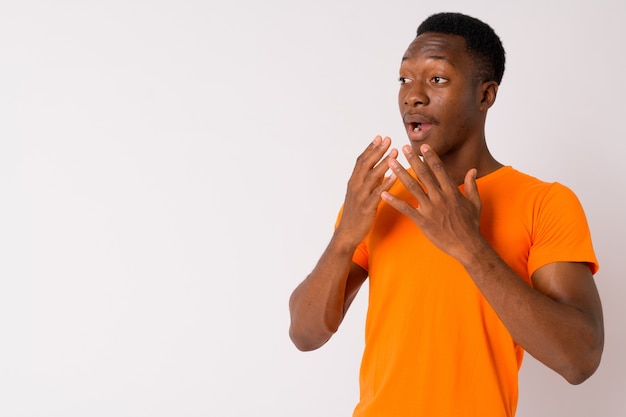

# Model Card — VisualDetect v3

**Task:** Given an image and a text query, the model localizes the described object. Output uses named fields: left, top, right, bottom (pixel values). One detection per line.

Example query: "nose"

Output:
left=402, top=83, right=429, bottom=107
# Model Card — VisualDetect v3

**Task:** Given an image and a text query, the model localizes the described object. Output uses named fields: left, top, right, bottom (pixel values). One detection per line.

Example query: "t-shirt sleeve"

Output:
left=334, top=206, right=369, bottom=271
left=527, top=182, right=599, bottom=276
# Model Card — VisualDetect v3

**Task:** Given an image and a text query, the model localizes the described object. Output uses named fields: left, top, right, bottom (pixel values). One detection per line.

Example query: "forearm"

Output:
left=289, top=231, right=362, bottom=351
left=288, top=136, right=395, bottom=351
left=461, top=239, right=604, bottom=384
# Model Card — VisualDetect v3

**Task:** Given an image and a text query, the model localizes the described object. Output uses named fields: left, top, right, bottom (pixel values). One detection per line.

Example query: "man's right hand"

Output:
left=335, top=136, right=398, bottom=249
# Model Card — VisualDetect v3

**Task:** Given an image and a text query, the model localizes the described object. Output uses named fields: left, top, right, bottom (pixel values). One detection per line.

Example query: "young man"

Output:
left=288, top=12, right=603, bottom=416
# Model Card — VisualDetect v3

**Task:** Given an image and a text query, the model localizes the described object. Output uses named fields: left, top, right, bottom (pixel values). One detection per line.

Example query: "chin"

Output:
left=407, top=139, right=435, bottom=158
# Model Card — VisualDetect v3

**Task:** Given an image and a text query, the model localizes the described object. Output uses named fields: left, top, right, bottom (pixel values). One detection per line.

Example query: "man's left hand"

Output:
left=382, top=144, right=483, bottom=262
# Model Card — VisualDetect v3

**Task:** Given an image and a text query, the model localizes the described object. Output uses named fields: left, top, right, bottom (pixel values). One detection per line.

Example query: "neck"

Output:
left=439, top=142, right=503, bottom=186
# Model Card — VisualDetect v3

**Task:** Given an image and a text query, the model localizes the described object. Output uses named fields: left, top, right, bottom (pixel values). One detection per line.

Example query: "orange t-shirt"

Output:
left=348, top=166, right=598, bottom=417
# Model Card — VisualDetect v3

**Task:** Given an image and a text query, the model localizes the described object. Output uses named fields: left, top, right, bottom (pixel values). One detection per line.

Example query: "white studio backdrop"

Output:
left=1, top=0, right=625, bottom=416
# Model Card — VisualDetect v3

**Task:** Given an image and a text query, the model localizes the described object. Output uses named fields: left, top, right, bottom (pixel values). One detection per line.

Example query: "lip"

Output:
left=403, top=112, right=437, bottom=142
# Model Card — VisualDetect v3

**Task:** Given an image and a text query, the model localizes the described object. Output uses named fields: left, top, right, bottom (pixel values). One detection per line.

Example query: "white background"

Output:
left=1, top=0, right=625, bottom=416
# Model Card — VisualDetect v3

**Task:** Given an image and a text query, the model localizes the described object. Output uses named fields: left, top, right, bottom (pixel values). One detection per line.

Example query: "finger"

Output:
left=374, top=172, right=397, bottom=197
left=388, top=158, right=428, bottom=202
left=363, top=172, right=398, bottom=207
left=350, top=145, right=398, bottom=204
left=367, top=147, right=399, bottom=184
left=417, top=144, right=457, bottom=192
left=464, top=168, right=482, bottom=211
left=353, top=136, right=392, bottom=179
left=401, top=145, right=440, bottom=194
left=381, top=188, right=418, bottom=218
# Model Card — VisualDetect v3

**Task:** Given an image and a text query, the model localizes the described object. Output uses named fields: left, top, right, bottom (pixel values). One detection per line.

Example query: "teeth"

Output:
left=413, top=123, right=421, bottom=132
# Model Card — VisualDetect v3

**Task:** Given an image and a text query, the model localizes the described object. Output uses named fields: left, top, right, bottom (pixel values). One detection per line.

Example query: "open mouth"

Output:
left=408, top=122, right=433, bottom=136
left=404, top=113, right=436, bottom=136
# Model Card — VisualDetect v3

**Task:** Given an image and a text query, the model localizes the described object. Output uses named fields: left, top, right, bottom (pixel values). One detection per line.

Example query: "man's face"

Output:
left=398, top=32, right=485, bottom=158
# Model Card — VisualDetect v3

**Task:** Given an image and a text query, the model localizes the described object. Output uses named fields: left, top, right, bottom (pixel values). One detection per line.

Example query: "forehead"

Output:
left=402, top=32, right=469, bottom=65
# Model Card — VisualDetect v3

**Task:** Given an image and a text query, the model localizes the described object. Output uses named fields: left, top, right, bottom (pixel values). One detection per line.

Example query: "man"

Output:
left=288, top=12, right=603, bottom=416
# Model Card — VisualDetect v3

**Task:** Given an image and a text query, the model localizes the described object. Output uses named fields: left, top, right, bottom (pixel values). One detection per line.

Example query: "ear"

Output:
left=478, top=81, right=498, bottom=111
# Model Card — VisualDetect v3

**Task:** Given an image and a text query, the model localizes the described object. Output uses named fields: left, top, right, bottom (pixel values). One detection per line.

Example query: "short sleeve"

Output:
left=527, top=183, right=599, bottom=276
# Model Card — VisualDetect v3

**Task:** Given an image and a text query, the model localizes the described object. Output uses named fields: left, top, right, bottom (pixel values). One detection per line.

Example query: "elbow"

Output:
left=289, top=324, right=331, bottom=352
left=563, top=352, right=603, bottom=385
left=562, top=332, right=604, bottom=385
left=564, top=366, right=595, bottom=385
left=290, top=337, right=324, bottom=352
left=288, top=307, right=338, bottom=351
left=564, top=362, right=599, bottom=385
left=288, top=292, right=339, bottom=352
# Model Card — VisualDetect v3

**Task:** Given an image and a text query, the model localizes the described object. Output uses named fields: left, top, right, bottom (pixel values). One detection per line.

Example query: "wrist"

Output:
left=329, top=227, right=362, bottom=256
left=458, top=236, right=500, bottom=275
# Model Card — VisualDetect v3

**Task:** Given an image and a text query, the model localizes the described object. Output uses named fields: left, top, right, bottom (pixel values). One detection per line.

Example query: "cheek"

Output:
left=433, top=95, right=464, bottom=122
left=442, top=94, right=478, bottom=122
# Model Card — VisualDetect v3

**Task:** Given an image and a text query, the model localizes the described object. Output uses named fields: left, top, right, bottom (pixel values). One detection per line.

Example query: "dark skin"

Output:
left=289, top=33, right=604, bottom=384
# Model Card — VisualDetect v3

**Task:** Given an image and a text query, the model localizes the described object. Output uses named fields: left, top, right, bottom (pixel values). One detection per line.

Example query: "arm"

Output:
left=289, top=136, right=397, bottom=351
left=461, top=244, right=603, bottom=384
left=289, top=249, right=368, bottom=351
left=382, top=144, right=604, bottom=384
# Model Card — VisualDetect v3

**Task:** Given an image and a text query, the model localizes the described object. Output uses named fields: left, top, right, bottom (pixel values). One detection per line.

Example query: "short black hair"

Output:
left=416, top=12, right=506, bottom=85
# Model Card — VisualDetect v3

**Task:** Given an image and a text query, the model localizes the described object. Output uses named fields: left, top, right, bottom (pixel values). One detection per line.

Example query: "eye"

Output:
left=432, top=76, right=448, bottom=84
left=398, top=76, right=411, bottom=85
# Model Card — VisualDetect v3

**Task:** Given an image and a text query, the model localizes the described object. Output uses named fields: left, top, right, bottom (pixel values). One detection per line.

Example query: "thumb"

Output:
left=464, top=168, right=482, bottom=210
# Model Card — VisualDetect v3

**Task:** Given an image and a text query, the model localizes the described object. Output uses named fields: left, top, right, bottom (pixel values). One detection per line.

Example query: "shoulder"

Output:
left=485, top=167, right=581, bottom=203
left=477, top=167, right=554, bottom=207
